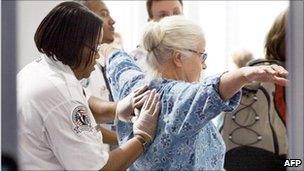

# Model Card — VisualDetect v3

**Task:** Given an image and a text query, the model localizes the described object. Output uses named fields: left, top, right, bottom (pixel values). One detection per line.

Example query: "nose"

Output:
left=95, top=52, right=101, bottom=59
left=109, top=16, right=115, bottom=25
left=202, top=62, right=207, bottom=69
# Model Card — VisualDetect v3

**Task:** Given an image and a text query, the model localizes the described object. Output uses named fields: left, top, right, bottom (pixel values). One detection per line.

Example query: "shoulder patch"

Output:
left=71, top=105, right=94, bottom=135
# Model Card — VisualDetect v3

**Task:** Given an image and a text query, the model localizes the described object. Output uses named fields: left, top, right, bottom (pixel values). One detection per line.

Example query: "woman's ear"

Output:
left=172, top=50, right=183, bottom=68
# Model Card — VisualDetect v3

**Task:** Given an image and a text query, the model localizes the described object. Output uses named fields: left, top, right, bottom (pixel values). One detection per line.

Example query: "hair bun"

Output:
left=143, top=21, right=165, bottom=52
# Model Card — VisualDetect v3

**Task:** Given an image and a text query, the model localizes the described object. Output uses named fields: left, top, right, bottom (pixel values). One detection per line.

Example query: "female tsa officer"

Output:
left=17, top=1, right=160, bottom=170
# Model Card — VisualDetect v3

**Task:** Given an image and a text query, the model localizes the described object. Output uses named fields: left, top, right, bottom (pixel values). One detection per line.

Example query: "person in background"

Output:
left=265, top=10, right=288, bottom=126
left=78, top=0, right=119, bottom=148
left=130, top=0, right=183, bottom=62
left=17, top=2, right=160, bottom=170
left=221, top=10, right=288, bottom=171
left=232, top=49, right=254, bottom=69
left=146, top=0, right=183, bottom=22
left=211, top=49, right=254, bottom=129
left=101, top=15, right=289, bottom=170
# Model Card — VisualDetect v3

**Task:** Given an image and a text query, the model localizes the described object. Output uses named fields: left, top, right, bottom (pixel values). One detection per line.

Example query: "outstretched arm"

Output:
left=219, top=64, right=288, bottom=101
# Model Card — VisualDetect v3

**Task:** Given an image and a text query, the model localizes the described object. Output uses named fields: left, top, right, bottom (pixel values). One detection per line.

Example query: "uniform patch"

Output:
left=71, top=105, right=94, bottom=135
left=35, top=56, right=42, bottom=62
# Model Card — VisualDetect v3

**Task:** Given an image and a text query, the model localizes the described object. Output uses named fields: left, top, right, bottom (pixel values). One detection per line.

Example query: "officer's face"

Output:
left=76, top=29, right=103, bottom=80
left=85, top=0, right=115, bottom=44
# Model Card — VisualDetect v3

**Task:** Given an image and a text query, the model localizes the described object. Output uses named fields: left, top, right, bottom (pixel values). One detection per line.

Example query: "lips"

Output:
left=109, top=27, right=115, bottom=32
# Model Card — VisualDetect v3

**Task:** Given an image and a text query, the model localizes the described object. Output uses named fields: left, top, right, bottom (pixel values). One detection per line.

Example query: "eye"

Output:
left=173, top=10, right=181, bottom=15
left=100, top=11, right=109, bottom=18
left=158, top=12, right=169, bottom=19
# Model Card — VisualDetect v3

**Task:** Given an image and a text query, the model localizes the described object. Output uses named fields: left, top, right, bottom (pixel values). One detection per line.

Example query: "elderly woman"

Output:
left=104, top=16, right=288, bottom=170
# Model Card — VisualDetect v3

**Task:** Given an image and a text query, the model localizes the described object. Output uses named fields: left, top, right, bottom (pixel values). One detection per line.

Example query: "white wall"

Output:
left=16, top=0, right=288, bottom=75
left=16, top=1, right=64, bottom=72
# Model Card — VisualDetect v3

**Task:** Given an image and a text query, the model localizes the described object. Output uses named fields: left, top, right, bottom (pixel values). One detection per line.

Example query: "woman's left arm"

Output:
left=219, top=64, right=288, bottom=101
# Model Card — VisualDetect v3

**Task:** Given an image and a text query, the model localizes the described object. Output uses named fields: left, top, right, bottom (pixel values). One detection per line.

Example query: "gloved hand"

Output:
left=116, top=85, right=151, bottom=122
left=133, top=89, right=160, bottom=143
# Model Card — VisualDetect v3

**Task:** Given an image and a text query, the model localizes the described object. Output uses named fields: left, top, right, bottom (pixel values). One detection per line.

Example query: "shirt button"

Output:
left=100, top=86, right=106, bottom=91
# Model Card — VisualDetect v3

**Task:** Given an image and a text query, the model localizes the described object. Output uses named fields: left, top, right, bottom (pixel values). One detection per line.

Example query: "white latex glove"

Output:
left=242, top=64, right=289, bottom=86
left=133, top=89, right=160, bottom=142
left=116, top=85, right=151, bottom=122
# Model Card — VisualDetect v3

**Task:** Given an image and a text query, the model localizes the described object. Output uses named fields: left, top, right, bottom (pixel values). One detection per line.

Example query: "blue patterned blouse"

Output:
left=106, top=51, right=241, bottom=170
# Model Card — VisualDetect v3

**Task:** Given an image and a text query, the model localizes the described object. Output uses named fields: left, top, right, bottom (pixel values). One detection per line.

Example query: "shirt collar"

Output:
left=42, top=54, right=81, bottom=87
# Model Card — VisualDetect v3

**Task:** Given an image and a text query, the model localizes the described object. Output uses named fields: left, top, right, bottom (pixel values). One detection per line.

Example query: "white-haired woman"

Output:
left=103, top=16, right=288, bottom=170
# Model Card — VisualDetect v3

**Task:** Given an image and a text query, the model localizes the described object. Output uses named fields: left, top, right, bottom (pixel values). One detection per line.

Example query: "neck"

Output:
left=160, top=63, right=184, bottom=81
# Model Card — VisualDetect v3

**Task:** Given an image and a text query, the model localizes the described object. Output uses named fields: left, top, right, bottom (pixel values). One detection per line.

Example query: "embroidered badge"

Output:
left=71, top=105, right=94, bottom=135
left=35, top=56, right=42, bottom=62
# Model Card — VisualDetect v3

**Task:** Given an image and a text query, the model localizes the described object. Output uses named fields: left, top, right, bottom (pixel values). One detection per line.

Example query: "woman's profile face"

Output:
left=77, top=28, right=103, bottom=79
left=180, top=40, right=206, bottom=82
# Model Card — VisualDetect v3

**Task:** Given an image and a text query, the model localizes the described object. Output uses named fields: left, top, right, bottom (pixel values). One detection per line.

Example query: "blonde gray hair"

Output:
left=142, top=15, right=205, bottom=78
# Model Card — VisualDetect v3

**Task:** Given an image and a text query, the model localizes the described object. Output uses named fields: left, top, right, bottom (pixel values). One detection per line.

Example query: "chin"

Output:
left=83, top=72, right=92, bottom=79
left=102, top=36, right=114, bottom=44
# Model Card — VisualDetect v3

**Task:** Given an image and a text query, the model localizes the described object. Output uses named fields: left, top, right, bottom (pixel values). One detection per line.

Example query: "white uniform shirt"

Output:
left=17, top=55, right=109, bottom=170
left=81, top=58, right=112, bottom=152
left=82, top=58, right=111, bottom=101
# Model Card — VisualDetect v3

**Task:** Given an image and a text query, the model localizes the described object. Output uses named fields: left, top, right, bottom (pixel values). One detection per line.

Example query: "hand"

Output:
left=133, top=89, right=160, bottom=143
left=99, top=42, right=121, bottom=61
left=116, top=85, right=151, bottom=122
left=242, top=64, right=289, bottom=86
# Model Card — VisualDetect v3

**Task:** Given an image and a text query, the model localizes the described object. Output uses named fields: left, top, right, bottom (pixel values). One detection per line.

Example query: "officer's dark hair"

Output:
left=34, top=1, right=103, bottom=69
left=146, top=0, right=183, bottom=19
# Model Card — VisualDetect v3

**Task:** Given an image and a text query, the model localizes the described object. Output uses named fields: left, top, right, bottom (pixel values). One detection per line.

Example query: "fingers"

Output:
left=134, top=90, right=150, bottom=105
left=273, top=75, right=289, bottom=86
left=255, top=65, right=289, bottom=86
left=271, top=64, right=288, bottom=77
left=263, top=65, right=277, bottom=75
left=134, top=85, right=149, bottom=95
left=142, top=89, right=156, bottom=112
left=148, top=93, right=160, bottom=116
left=134, top=94, right=149, bottom=108
left=152, top=102, right=161, bottom=117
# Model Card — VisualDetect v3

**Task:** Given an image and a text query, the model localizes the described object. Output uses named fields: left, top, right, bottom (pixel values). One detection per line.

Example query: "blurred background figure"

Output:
left=221, top=10, right=288, bottom=171
left=212, top=49, right=254, bottom=129
left=265, top=10, right=288, bottom=126
left=130, top=0, right=184, bottom=63
left=232, top=49, right=254, bottom=69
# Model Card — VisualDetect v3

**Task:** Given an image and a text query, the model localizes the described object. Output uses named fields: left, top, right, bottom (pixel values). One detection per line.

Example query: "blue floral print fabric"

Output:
left=106, top=51, right=241, bottom=170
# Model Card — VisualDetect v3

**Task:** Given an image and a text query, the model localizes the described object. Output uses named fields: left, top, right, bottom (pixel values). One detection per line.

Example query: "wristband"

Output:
left=134, top=135, right=149, bottom=151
